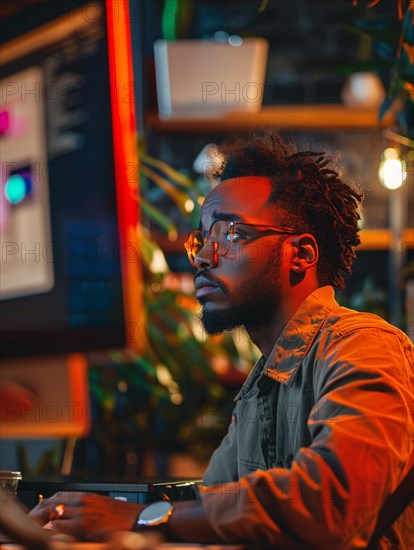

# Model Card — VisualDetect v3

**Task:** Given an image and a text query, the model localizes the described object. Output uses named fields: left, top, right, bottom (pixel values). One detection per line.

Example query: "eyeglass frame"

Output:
left=184, top=219, right=296, bottom=267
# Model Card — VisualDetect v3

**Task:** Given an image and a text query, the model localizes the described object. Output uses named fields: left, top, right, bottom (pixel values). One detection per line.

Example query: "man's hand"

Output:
left=29, top=491, right=145, bottom=541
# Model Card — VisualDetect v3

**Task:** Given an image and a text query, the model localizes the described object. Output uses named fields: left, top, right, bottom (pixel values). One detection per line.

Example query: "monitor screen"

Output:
left=0, top=1, right=139, bottom=358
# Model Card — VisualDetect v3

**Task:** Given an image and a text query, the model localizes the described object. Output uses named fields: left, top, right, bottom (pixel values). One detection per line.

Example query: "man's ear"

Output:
left=291, top=234, right=318, bottom=271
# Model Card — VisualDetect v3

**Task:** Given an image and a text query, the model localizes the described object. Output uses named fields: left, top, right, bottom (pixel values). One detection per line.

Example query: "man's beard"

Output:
left=200, top=242, right=282, bottom=335
left=201, top=297, right=266, bottom=335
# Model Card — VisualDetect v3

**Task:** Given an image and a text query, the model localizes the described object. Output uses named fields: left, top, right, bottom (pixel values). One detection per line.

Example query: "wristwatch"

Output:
left=135, top=499, right=174, bottom=528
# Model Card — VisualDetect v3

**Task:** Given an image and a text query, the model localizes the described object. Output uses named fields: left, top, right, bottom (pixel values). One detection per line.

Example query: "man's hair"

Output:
left=210, top=131, right=363, bottom=290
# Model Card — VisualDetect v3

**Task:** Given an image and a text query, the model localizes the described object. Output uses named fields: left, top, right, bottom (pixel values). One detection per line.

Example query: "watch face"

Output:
left=139, top=500, right=173, bottom=525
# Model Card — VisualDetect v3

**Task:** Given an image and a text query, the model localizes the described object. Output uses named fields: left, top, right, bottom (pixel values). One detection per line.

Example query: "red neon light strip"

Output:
left=106, top=0, right=144, bottom=352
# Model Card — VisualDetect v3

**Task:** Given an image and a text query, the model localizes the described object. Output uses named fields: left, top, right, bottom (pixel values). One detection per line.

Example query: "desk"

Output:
left=1, top=541, right=245, bottom=550
left=1, top=486, right=246, bottom=550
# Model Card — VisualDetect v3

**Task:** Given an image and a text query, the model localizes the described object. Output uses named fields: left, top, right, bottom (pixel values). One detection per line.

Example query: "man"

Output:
left=31, top=132, right=414, bottom=548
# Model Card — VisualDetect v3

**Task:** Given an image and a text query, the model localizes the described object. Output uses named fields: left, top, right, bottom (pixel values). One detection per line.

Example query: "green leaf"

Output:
left=379, top=96, right=394, bottom=120
left=141, top=164, right=193, bottom=215
left=403, top=7, right=414, bottom=45
left=140, top=152, right=194, bottom=189
left=141, top=197, right=177, bottom=234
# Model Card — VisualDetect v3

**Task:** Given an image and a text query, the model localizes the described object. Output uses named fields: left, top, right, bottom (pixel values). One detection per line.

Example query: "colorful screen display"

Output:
left=0, top=3, right=131, bottom=358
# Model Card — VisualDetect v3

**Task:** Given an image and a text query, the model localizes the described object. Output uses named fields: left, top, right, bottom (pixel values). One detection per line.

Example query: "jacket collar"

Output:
left=262, top=286, right=339, bottom=386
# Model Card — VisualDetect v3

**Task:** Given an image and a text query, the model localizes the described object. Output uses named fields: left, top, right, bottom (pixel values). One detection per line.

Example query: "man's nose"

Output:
left=193, top=242, right=218, bottom=270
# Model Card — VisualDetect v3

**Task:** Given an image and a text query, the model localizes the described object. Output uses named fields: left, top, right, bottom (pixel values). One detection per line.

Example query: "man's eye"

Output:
left=231, top=230, right=247, bottom=242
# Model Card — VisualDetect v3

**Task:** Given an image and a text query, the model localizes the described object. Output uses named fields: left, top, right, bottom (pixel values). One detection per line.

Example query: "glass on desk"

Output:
left=0, top=471, right=22, bottom=497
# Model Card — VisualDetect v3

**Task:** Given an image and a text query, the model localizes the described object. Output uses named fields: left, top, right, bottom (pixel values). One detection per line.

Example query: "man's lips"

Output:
left=194, top=275, right=223, bottom=299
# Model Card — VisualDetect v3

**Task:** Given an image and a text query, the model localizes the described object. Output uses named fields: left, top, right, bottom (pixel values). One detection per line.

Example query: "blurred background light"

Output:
left=378, top=148, right=407, bottom=190
left=4, top=170, right=33, bottom=204
left=228, top=35, right=243, bottom=47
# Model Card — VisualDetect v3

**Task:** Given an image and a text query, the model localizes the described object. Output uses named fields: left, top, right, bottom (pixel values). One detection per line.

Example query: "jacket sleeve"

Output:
left=198, top=326, right=414, bottom=549
left=203, top=410, right=239, bottom=484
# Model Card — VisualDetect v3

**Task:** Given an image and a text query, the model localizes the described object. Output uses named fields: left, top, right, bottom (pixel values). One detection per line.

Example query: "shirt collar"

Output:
left=262, top=286, right=339, bottom=386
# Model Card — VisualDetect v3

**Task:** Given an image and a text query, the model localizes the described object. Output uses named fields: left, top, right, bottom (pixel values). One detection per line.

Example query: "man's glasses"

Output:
left=184, top=219, right=296, bottom=267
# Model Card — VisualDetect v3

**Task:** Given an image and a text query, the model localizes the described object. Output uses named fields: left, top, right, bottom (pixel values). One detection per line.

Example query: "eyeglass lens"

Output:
left=186, top=220, right=232, bottom=263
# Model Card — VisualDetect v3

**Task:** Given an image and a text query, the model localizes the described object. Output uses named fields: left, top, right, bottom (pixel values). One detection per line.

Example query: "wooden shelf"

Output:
left=358, top=228, right=414, bottom=251
left=145, top=104, right=393, bottom=133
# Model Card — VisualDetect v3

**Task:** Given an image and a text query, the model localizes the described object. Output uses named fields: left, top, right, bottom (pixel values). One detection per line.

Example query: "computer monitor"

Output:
left=0, top=1, right=142, bottom=438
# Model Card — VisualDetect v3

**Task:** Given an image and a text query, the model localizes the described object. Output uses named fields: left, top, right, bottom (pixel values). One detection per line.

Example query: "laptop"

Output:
left=17, top=478, right=200, bottom=508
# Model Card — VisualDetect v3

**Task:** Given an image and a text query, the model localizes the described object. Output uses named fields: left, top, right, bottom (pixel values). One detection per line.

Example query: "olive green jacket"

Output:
left=200, top=286, right=414, bottom=549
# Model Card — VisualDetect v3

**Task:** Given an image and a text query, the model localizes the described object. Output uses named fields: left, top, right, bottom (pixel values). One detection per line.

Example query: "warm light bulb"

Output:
left=149, top=249, right=169, bottom=274
left=378, top=148, right=407, bottom=190
left=184, top=199, right=194, bottom=212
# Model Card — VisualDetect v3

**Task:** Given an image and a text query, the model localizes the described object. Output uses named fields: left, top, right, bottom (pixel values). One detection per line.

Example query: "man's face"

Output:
left=193, top=177, right=292, bottom=335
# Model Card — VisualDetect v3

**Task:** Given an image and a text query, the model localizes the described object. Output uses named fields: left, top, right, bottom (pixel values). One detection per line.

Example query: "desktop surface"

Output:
left=1, top=541, right=245, bottom=550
